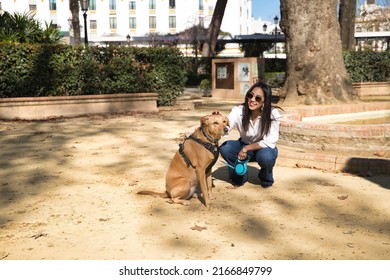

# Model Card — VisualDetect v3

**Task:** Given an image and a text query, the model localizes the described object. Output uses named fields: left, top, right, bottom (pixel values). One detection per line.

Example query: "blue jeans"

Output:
left=219, top=139, right=278, bottom=187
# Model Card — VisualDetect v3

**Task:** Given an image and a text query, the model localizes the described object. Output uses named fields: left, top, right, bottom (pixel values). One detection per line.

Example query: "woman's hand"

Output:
left=238, top=149, right=248, bottom=160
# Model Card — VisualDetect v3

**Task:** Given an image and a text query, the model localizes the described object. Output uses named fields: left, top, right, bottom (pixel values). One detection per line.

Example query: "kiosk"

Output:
left=211, top=57, right=265, bottom=99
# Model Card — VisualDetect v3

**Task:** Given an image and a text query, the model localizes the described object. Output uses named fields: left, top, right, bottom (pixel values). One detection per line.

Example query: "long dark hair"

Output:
left=242, top=82, right=282, bottom=139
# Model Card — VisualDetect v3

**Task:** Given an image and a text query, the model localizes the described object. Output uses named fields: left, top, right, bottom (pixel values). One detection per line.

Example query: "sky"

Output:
left=251, top=0, right=390, bottom=21
left=251, top=0, right=280, bottom=22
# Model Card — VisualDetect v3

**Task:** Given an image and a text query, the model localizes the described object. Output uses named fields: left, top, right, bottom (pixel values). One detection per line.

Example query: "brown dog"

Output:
left=137, top=112, right=229, bottom=207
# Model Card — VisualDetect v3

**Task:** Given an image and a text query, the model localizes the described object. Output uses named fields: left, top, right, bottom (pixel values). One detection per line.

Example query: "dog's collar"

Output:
left=201, top=127, right=219, bottom=144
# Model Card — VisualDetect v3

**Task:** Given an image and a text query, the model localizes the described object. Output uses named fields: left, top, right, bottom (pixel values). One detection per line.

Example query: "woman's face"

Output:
left=246, top=86, right=264, bottom=111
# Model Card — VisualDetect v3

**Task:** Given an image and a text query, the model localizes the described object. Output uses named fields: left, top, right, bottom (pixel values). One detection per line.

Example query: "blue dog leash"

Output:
left=221, top=156, right=250, bottom=176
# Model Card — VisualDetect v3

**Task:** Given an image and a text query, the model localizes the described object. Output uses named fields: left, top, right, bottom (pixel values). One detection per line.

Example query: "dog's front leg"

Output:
left=196, top=168, right=210, bottom=208
left=206, top=170, right=213, bottom=200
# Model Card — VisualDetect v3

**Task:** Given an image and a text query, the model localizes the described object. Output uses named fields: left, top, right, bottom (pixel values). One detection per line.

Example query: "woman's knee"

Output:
left=255, top=148, right=277, bottom=167
left=220, top=140, right=240, bottom=158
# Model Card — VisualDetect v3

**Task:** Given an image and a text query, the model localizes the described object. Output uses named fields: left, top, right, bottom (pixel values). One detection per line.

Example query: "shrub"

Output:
left=199, top=79, right=211, bottom=96
left=343, top=51, right=390, bottom=82
left=0, top=43, right=186, bottom=105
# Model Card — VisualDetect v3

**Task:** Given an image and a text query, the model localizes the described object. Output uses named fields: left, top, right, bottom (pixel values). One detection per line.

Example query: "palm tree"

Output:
left=0, top=11, right=62, bottom=44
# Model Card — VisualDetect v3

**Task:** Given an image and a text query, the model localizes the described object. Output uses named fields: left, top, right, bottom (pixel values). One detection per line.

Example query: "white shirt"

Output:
left=227, top=105, right=281, bottom=149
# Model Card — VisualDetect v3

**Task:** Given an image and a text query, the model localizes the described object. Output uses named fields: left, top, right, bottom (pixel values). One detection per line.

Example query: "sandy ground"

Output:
left=0, top=99, right=389, bottom=260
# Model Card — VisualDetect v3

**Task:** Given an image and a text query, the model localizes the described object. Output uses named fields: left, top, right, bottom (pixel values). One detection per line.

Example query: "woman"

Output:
left=220, top=82, right=282, bottom=188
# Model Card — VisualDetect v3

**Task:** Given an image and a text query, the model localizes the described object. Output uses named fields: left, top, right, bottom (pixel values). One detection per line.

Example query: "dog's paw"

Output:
left=167, top=199, right=190, bottom=206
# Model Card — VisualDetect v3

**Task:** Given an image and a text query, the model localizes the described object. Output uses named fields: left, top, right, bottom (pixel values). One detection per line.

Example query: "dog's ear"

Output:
left=201, top=115, right=209, bottom=127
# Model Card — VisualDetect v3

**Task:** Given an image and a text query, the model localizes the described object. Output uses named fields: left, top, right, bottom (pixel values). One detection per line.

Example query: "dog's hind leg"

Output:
left=167, top=180, right=195, bottom=206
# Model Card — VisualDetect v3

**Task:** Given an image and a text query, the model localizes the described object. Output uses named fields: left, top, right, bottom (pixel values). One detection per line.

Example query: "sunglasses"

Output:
left=246, top=92, right=264, bottom=102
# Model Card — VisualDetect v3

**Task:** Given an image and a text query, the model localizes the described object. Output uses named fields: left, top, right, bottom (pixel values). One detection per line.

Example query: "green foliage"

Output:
left=199, top=79, right=211, bottom=95
left=183, top=57, right=213, bottom=87
left=132, top=47, right=187, bottom=105
left=185, top=72, right=211, bottom=87
left=0, top=43, right=186, bottom=105
left=240, top=42, right=273, bottom=57
left=0, top=43, right=37, bottom=97
left=264, top=72, right=285, bottom=88
left=264, top=58, right=286, bottom=73
left=0, top=11, right=63, bottom=44
left=343, top=51, right=390, bottom=82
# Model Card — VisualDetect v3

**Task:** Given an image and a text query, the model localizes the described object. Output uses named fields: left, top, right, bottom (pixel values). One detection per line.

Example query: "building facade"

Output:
left=0, top=0, right=253, bottom=46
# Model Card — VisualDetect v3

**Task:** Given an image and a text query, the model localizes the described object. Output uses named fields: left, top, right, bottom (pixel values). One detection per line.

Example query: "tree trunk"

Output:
left=279, top=0, right=355, bottom=106
left=339, top=0, right=356, bottom=51
left=201, top=0, right=227, bottom=57
left=69, top=0, right=81, bottom=45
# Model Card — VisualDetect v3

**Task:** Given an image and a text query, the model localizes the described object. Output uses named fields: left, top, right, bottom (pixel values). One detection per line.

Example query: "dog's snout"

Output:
left=223, top=126, right=229, bottom=135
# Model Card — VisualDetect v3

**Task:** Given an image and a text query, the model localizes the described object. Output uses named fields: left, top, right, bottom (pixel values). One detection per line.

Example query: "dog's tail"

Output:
left=137, top=190, right=169, bottom=198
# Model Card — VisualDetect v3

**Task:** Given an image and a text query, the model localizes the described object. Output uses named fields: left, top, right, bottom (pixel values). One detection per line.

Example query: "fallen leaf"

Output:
left=191, top=225, right=207, bottom=231
left=373, top=151, right=385, bottom=157
left=0, top=252, right=10, bottom=260
left=31, top=232, right=48, bottom=239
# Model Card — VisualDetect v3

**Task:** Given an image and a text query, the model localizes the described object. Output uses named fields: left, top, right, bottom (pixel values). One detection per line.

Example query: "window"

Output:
left=109, top=17, right=117, bottom=29
left=169, top=0, right=175, bottom=9
left=89, top=0, right=96, bottom=10
left=109, top=0, right=116, bottom=10
left=129, top=1, right=136, bottom=10
left=149, top=0, right=156, bottom=10
left=90, top=20, right=97, bottom=30
left=149, top=16, right=156, bottom=29
left=28, top=0, right=37, bottom=11
left=129, top=17, right=136, bottom=29
left=49, top=0, right=56, bottom=11
left=199, top=0, right=203, bottom=11
left=169, top=16, right=176, bottom=28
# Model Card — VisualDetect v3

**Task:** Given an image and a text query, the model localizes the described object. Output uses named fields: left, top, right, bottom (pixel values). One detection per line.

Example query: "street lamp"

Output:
left=126, top=34, right=131, bottom=46
left=274, top=15, right=279, bottom=59
left=80, top=0, right=89, bottom=46
left=263, top=23, right=267, bottom=33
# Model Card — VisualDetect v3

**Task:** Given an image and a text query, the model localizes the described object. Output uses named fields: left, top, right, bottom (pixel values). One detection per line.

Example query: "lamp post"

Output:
left=274, top=16, right=279, bottom=59
left=80, top=0, right=89, bottom=46
left=126, top=34, right=131, bottom=46
left=262, top=23, right=267, bottom=33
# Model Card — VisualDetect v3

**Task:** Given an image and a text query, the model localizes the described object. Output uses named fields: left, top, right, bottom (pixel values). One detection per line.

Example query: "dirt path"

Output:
left=0, top=100, right=389, bottom=260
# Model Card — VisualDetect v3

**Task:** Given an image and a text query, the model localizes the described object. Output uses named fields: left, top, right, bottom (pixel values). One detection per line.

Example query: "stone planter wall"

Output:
left=353, top=82, right=390, bottom=96
left=0, top=93, right=158, bottom=120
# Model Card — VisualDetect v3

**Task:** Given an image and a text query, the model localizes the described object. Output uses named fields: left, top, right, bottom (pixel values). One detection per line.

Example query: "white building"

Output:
left=0, top=0, right=253, bottom=47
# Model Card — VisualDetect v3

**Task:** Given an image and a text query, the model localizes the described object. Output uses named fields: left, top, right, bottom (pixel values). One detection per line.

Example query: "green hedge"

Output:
left=343, top=51, right=390, bottom=83
left=0, top=43, right=187, bottom=106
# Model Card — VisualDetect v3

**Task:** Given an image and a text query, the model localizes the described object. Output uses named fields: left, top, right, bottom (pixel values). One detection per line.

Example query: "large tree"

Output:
left=201, top=0, right=227, bottom=57
left=279, top=0, right=354, bottom=105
